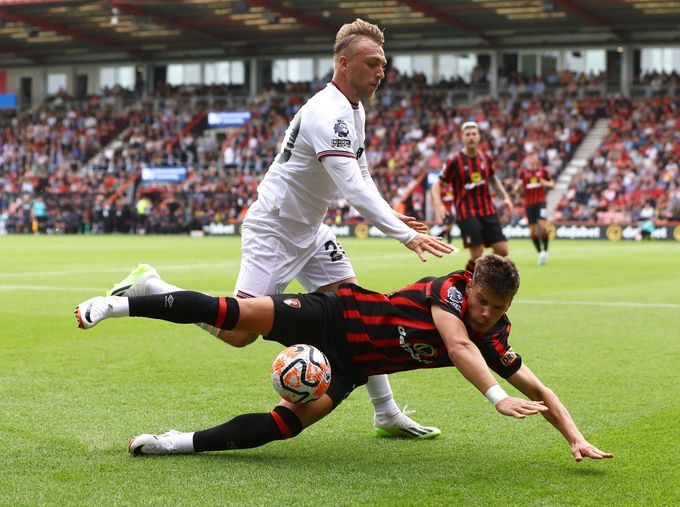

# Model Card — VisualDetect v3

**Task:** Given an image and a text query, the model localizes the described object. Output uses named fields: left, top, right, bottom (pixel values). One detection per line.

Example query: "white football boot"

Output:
left=128, top=430, right=194, bottom=456
left=374, top=406, right=441, bottom=439
left=107, top=264, right=160, bottom=297
left=75, top=296, right=120, bottom=329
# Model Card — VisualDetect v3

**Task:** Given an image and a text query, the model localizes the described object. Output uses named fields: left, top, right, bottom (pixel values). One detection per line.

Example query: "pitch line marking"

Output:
left=515, top=299, right=680, bottom=309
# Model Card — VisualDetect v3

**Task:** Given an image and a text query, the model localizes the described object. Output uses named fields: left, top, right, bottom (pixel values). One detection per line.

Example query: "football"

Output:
left=271, top=344, right=332, bottom=403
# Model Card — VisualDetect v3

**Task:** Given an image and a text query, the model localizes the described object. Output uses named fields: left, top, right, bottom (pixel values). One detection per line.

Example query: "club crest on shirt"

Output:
left=283, top=298, right=301, bottom=309
left=500, top=348, right=517, bottom=366
left=333, top=119, right=350, bottom=137
left=446, top=286, right=463, bottom=312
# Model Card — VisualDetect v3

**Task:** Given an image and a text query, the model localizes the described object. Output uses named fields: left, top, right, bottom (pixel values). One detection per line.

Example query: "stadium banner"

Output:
left=141, top=166, right=187, bottom=183
left=0, top=93, right=17, bottom=109
left=201, top=222, right=680, bottom=241
left=207, top=111, right=252, bottom=127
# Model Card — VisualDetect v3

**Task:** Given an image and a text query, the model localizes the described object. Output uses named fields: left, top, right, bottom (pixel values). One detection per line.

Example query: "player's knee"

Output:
left=217, top=329, right=258, bottom=347
left=271, top=405, right=303, bottom=440
left=491, top=242, right=509, bottom=257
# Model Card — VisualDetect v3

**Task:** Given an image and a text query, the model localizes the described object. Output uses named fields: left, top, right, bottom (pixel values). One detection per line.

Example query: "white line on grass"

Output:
left=0, top=285, right=104, bottom=292
left=515, top=299, right=680, bottom=309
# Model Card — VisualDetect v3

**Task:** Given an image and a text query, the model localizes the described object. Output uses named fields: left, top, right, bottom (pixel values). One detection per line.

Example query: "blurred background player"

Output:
left=431, top=121, right=513, bottom=272
left=513, top=151, right=554, bottom=265
left=434, top=181, right=456, bottom=244
left=108, top=18, right=452, bottom=440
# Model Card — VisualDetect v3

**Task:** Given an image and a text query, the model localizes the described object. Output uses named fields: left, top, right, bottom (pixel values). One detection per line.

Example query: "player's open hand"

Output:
left=571, top=441, right=614, bottom=462
left=393, top=211, right=428, bottom=233
left=405, top=233, right=455, bottom=262
left=495, top=397, right=548, bottom=418
left=433, top=203, right=449, bottom=224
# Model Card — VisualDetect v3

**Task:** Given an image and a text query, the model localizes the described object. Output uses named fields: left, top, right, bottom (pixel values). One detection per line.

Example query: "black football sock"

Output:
left=193, top=406, right=303, bottom=451
left=128, top=292, right=240, bottom=329
left=531, top=235, right=542, bottom=252
left=465, top=258, right=476, bottom=273
left=541, top=233, right=549, bottom=251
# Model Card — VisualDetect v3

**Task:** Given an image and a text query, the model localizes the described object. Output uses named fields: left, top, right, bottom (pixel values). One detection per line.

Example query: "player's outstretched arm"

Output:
left=433, top=305, right=546, bottom=418
left=430, top=179, right=449, bottom=224
left=507, top=364, right=614, bottom=462
left=405, top=233, right=455, bottom=262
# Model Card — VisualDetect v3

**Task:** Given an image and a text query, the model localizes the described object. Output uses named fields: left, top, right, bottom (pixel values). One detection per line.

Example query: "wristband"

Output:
left=484, top=384, right=509, bottom=405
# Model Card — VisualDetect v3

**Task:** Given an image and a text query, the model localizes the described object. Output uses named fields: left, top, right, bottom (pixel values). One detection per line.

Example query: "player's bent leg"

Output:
left=215, top=329, right=259, bottom=347
left=129, top=395, right=334, bottom=456
left=279, top=393, right=334, bottom=428
left=107, top=264, right=229, bottom=340
left=490, top=240, right=509, bottom=257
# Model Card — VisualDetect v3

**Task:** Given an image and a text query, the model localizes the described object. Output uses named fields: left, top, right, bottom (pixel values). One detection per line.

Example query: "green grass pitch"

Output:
left=1, top=235, right=679, bottom=506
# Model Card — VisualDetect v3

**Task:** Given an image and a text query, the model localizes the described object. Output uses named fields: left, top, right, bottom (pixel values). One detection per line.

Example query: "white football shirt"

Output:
left=251, top=82, right=416, bottom=244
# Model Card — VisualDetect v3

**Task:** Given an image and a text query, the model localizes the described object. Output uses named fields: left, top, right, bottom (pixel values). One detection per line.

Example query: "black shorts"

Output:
left=525, top=203, right=547, bottom=225
left=458, top=214, right=507, bottom=248
left=264, top=292, right=359, bottom=408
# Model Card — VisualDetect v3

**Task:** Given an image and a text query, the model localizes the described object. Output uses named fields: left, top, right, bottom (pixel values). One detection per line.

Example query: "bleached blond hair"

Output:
left=333, top=18, right=384, bottom=64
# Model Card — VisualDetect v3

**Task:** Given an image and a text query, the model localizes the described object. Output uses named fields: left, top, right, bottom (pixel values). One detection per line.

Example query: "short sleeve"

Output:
left=476, top=320, right=522, bottom=379
left=426, top=273, right=469, bottom=319
left=438, top=157, right=455, bottom=183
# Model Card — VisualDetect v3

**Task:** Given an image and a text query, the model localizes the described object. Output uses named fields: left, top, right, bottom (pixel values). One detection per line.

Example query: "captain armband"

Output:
left=484, top=384, right=509, bottom=406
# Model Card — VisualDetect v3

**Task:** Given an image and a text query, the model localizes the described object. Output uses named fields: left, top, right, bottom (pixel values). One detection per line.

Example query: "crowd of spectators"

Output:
left=554, top=96, right=680, bottom=223
left=1, top=71, right=678, bottom=236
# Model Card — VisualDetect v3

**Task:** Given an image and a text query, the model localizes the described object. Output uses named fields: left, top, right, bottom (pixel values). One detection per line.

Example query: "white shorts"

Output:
left=234, top=215, right=356, bottom=297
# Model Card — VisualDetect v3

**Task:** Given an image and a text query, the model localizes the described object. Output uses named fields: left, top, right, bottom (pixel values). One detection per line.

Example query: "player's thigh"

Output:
left=296, top=225, right=356, bottom=292
left=458, top=218, right=484, bottom=248
left=481, top=214, right=507, bottom=247
left=526, top=204, right=540, bottom=225
left=235, top=222, right=315, bottom=297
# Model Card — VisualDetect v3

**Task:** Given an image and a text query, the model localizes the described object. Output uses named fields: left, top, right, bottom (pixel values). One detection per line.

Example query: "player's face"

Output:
left=344, top=37, right=386, bottom=101
left=465, top=282, right=512, bottom=334
left=462, top=127, right=480, bottom=151
left=526, top=153, right=539, bottom=169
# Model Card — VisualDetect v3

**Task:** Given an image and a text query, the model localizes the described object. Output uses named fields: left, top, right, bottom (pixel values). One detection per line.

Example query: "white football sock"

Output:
left=176, top=431, right=196, bottom=453
left=365, top=375, right=401, bottom=421
left=109, top=296, right=129, bottom=317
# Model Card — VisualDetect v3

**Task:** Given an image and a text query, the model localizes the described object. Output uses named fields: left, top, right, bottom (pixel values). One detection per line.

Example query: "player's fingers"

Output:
left=573, top=449, right=583, bottom=462
left=424, top=244, right=443, bottom=258
left=414, top=246, right=427, bottom=262
left=430, top=239, right=454, bottom=253
left=587, top=447, right=613, bottom=459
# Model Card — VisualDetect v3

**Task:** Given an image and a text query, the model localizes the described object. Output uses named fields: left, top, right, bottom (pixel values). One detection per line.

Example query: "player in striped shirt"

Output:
left=431, top=122, right=514, bottom=273
left=514, top=151, right=554, bottom=265
left=76, top=254, right=613, bottom=462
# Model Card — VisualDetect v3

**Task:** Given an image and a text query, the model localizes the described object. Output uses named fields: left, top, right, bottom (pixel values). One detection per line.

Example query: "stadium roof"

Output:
left=0, top=0, right=679, bottom=66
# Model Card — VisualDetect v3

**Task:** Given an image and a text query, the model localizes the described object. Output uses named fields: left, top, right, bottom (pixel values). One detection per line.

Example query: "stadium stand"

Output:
left=552, top=97, right=680, bottom=223
left=0, top=0, right=678, bottom=239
